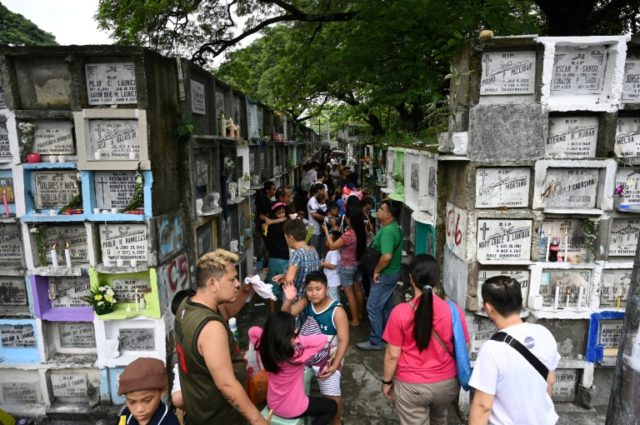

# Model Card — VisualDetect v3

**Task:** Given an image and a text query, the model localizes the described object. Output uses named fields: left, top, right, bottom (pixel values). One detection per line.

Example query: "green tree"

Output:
left=0, top=2, right=57, bottom=46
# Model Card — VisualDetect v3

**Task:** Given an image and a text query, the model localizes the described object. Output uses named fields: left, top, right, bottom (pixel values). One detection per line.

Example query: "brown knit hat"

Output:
left=118, top=357, right=168, bottom=395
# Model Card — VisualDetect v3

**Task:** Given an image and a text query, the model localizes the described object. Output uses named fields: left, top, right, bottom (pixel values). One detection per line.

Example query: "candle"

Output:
left=128, top=149, right=136, bottom=160
left=554, top=286, right=559, bottom=310
left=64, top=242, right=72, bottom=268
left=563, top=228, right=569, bottom=263
left=578, top=287, right=585, bottom=308
left=545, top=225, right=551, bottom=262
left=565, top=288, right=570, bottom=309
left=50, top=244, right=58, bottom=268
left=2, top=189, right=9, bottom=217
left=130, top=259, right=137, bottom=267
left=139, top=294, right=146, bottom=311
left=94, top=151, right=101, bottom=160
left=135, top=289, right=140, bottom=312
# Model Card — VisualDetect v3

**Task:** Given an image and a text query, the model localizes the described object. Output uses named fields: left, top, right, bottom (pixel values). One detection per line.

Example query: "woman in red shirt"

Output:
left=381, top=255, right=469, bottom=425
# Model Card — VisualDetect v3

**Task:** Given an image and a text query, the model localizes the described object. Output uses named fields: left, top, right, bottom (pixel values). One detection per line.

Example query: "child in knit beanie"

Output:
left=116, top=357, right=180, bottom=425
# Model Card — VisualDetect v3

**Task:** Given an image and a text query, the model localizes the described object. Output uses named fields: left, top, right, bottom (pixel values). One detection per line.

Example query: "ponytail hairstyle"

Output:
left=347, top=213, right=367, bottom=260
left=258, top=311, right=296, bottom=373
left=409, top=254, right=439, bottom=351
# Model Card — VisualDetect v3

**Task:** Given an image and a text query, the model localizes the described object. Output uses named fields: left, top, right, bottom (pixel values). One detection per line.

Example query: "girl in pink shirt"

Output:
left=250, top=312, right=337, bottom=424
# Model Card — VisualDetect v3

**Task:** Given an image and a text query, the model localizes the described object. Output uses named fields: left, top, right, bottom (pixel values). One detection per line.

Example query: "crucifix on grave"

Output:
left=95, top=176, right=110, bottom=205
left=480, top=222, right=490, bottom=240
left=478, top=169, right=489, bottom=188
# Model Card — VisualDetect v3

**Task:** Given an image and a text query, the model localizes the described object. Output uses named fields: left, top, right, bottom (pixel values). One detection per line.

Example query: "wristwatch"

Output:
left=381, top=378, right=393, bottom=385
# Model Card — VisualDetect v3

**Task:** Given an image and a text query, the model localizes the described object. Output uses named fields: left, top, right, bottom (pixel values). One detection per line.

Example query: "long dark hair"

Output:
left=347, top=213, right=367, bottom=260
left=410, top=254, right=439, bottom=351
left=257, top=311, right=296, bottom=373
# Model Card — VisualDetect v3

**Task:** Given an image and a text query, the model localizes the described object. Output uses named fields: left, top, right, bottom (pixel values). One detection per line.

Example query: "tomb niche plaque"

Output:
left=94, top=171, right=136, bottom=210
left=609, top=219, right=640, bottom=256
left=85, top=63, right=137, bottom=105
left=552, top=370, right=577, bottom=402
left=475, top=168, right=530, bottom=208
left=191, top=80, right=206, bottom=115
left=1, top=382, right=40, bottom=405
left=541, top=168, right=598, bottom=209
left=542, top=219, right=592, bottom=263
left=615, top=118, right=640, bottom=160
left=539, top=269, right=591, bottom=309
left=58, top=322, right=96, bottom=349
left=600, top=270, right=631, bottom=308
left=622, top=57, right=640, bottom=103
left=119, top=328, right=155, bottom=351
left=0, top=224, right=22, bottom=262
left=599, top=320, right=624, bottom=350
left=32, top=171, right=80, bottom=210
left=478, top=270, right=530, bottom=303
left=43, top=225, right=88, bottom=263
left=111, top=278, right=150, bottom=303
left=476, top=219, right=532, bottom=262
left=480, top=51, right=536, bottom=95
left=0, top=324, right=36, bottom=348
left=615, top=167, right=640, bottom=207
left=51, top=276, right=91, bottom=308
left=0, top=121, right=10, bottom=162
left=88, top=119, right=140, bottom=160
left=547, top=116, right=598, bottom=159
left=0, top=278, right=27, bottom=306
left=51, top=373, right=88, bottom=399
left=550, top=46, right=607, bottom=95
left=99, top=224, right=148, bottom=261
left=0, top=80, right=5, bottom=109
left=33, top=121, right=74, bottom=155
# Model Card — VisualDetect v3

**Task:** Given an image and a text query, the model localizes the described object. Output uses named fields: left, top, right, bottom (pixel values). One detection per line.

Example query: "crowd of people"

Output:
left=114, top=157, right=561, bottom=425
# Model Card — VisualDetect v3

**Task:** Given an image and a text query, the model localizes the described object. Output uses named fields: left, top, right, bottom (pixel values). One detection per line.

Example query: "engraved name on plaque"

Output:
left=0, top=121, right=10, bottom=161
left=33, top=121, right=74, bottom=155
left=58, top=322, right=96, bottom=349
left=51, top=373, right=88, bottom=398
left=86, top=63, right=137, bottom=105
left=551, top=46, right=607, bottom=95
left=0, top=278, right=27, bottom=306
left=615, top=117, right=640, bottom=160
left=552, top=369, right=577, bottom=401
left=32, top=171, right=80, bottom=210
left=609, top=219, right=640, bottom=256
left=622, top=57, right=640, bottom=103
left=111, top=278, right=150, bottom=303
left=541, top=168, right=598, bottom=209
left=547, top=116, right=598, bottom=159
left=475, top=168, right=530, bottom=208
left=0, top=224, right=22, bottom=261
left=1, top=382, right=39, bottom=405
left=0, top=324, right=36, bottom=347
left=94, top=171, right=136, bottom=210
left=119, top=328, right=155, bottom=351
left=539, top=269, right=591, bottom=308
left=191, top=80, right=206, bottom=115
left=88, top=119, right=140, bottom=160
left=599, top=321, right=624, bottom=349
left=42, top=225, right=88, bottom=263
left=480, top=51, right=535, bottom=95
left=600, top=270, right=631, bottom=308
left=51, top=276, right=91, bottom=308
left=476, top=219, right=532, bottom=262
left=99, top=224, right=148, bottom=261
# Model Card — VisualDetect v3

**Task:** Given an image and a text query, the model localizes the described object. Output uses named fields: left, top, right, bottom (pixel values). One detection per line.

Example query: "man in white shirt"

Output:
left=469, top=275, right=560, bottom=425
left=307, top=183, right=327, bottom=257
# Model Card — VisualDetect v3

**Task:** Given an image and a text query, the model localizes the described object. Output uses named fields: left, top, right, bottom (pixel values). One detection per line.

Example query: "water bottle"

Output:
left=228, top=317, right=240, bottom=342
left=538, top=229, right=547, bottom=258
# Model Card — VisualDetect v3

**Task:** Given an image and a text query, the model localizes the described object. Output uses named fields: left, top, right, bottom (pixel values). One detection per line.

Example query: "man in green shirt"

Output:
left=357, top=199, right=403, bottom=351
left=175, top=249, right=267, bottom=425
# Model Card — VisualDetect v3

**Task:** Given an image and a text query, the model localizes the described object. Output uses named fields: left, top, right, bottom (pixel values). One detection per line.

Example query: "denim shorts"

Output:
left=339, top=266, right=361, bottom=288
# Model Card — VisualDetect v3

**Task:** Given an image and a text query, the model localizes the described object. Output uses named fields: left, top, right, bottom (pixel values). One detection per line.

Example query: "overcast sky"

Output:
left=3, top=0, right=113, bottom=45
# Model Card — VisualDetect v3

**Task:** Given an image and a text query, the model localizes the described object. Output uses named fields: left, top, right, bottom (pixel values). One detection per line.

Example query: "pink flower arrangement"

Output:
left=614, top=184, right=625, bottom=196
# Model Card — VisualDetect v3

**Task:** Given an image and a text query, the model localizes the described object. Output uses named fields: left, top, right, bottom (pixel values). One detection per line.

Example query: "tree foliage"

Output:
left=0, top=3, right=57, bottom=46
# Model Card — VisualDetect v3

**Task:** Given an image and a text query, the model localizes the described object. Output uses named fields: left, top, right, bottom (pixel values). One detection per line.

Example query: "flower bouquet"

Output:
left=83, top=285, right=117, bottom=315
left=614, top=183, right=625, bottom=210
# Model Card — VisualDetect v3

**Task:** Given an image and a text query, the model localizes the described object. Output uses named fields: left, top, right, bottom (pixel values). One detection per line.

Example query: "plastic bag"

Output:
left=245, top=341, right=268, bottom=405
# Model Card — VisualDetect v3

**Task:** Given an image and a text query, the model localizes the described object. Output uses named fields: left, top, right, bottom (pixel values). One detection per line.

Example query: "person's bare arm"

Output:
left=284, top=264, right=298, bottom=286
left=319, top=306, right=349, bottom=380
left=373, top=253, right=392, bottom=283
left=468, top=389, right=494, bottom=425
left=281, top=281, right=306, bottom=315
left=323, top=225, right=345, bottom=251
left=198, top=321, right=267, bottom=425
left=311, top=211, right=325, bottom=222
left=382, top=343, right=401, bottom=400
left=547, top=370, right=556, bottom=396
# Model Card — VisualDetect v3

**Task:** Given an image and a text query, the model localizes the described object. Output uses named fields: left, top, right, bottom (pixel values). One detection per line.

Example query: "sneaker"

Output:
left=356, top=341, right=383, bottom=351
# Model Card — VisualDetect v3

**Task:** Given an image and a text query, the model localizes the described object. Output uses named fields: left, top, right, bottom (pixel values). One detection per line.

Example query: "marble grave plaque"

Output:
left=42, top=225, right=88, bottom=263
left=539, top=269, right=591, bottom=308
left=0, top=278, right=27, bottom=306
left=58, top=322, right=96, bottom=349
left=119, top=328, right=155, bottom=351
left=111, top=278, right=150, bottom=303
left=599, top=320, right=624, bottom=349
left=32, top=171, right=80, bottom=210
left=600, top=269, right=631, bottom=308
left=51, top=373, right=87, bottom=398
left=615, top=167, right=640, bottom=206
left=410, top=162, right=419, bottom=191
left=609, top=219, right=640, bottom=256
left=551, top=45, right=607, bottom=95
left=85, top=63, right=137, bottom=105
left=191, top=80, right=206, bottom=115
left=1, top=382, right=40, bottom=405
left=0, top=224, right=22, bottom=261
left=475, top=167, right=530, bottom=208
left=541, top=168, right=598, bottom=209
left=215, top=89, right=225, bottom=117
left=0, top=121, right=10, bottom=161
left=476, top=219, right=532, bottom=262
left=541, top=219, right=592, bottom=263
left=0, top=324, right=36, bottom=348
left=51, top=276, right=91, bottom=308
left=33, top=121, right=74, bottom=154
left=428, top=166, right=436, bottom=196
left=88, top=119, right=140, bottom=160
left=547, top=116, right=598, bottom=158
left=94, top=171, right=136, bottom=210
left=477, top=270, right=530, bottom=304
left=552, top=369, right=577, bottom=401
left=615, top=117, right=640, bottom=160
left=622, top=57, right=640, bottom=103
left=99, top=224, right=148, bottom=261
left=480, top=51, right=535, bottom=95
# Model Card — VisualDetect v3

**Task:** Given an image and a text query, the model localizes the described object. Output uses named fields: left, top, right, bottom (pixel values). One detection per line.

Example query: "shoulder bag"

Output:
left=490, top=331, right=549, bottom=381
